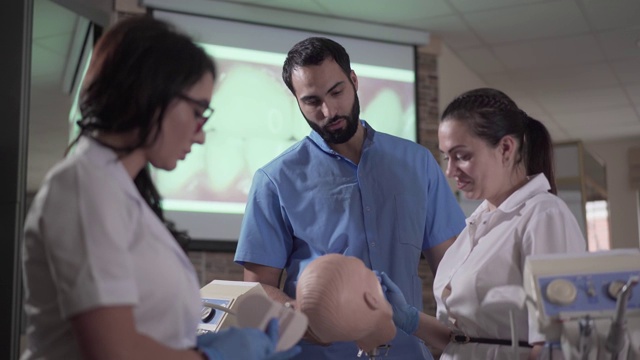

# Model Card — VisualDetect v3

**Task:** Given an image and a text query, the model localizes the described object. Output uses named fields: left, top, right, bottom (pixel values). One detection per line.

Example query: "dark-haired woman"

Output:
left=21, top=16, right=297, bottom=360
left=380, top=88, right=585, bottom=359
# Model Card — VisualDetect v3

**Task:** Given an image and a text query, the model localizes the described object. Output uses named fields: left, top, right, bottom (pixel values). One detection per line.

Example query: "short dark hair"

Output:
left=282, top=37, right=351, bottom=94
left=79, top=15, right=216, bottom=150
left=441, top=88, right=557, bottom=194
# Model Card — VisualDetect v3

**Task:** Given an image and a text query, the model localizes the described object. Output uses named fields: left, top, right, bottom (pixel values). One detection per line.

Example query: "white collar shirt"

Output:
left=22, top=137, right=202, bottom=360
left=433, top=173, right=586, bottom=359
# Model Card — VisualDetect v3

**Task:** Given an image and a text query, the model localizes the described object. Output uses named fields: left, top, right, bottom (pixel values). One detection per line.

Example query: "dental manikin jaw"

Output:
left=296, top=254, right=397, bottom=354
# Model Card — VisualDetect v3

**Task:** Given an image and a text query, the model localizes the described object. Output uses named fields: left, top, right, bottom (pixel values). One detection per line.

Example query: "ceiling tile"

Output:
left=215, top=0, right=331, bottom=15
left=526, top=109, right=554, bottom=123
left=416, top=15, right=482, bottom=49
left=535, top=87, right=631, bottom=114
left=539, top=116, right=562, bottom=129
left=597, top=29, right=640, bottom=60
left=450, top=0, right=557, bottom=13
left=550, top=132, right=572, bottom=142
left=314, top=0, right=454, bottom=24
left=544, top=121, right=572, bottom=142
left=553, top=106, right=639, bottom=127
left=33, top=0, right=77, bottom=39
left=546, top=126, right=573, bottom=143
left=510, top=97, right=547, bottom=118
left=625, top=84, right=640, bottom=105
left=568, top=122, right=640, bottom=141
left=463, top=1, right=589, bottom=44
left=454, top=47, right=506, bottom=74
left=580, top=0, right=640, bottom=31
left=232, top=0, right=453, bottom=24
left=610, top=58, right=640, bottom=84
left=493, top=34, right=604, bottom=70
left=31, top=43, right=65, bottom=80
left=529, top=112, right=552, bottom=124
left=480, top=73, right=529, bottom=98
left=33, top=33, right=73, bottom=57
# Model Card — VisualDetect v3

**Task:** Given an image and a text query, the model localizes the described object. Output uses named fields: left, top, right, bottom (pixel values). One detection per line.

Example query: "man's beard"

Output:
left=304, top=93, right=360, bottom=145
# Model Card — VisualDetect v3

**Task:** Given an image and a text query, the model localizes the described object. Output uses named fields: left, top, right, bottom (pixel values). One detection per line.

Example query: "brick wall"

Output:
left=416, top=46, right=441, bottom=160
left=415, top=46, right=440, bottom=318
left=187, top=251, right=244, bottom=287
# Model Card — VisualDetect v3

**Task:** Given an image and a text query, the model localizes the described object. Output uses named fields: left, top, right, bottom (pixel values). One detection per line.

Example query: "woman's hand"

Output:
left=197, top=318, right=301, bottom=360
left=376, top=271, right=419, bottom=335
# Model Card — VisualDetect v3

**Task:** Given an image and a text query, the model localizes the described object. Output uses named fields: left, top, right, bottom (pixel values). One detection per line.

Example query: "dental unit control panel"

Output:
left=539, top=271, right=639, bottom=318
left=524, top=249, right=640, bottom=359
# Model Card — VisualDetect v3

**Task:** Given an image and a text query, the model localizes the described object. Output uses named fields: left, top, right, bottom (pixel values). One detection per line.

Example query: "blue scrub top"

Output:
left=235, top=121, right=465, bottom=359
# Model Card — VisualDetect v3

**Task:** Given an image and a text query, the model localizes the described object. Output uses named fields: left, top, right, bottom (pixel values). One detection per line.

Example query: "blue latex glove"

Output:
left=376, top=271, right=419, bottom=335
left=264, top=319, right=302, bottom=360
left=197, top=318, right=301, bottom=360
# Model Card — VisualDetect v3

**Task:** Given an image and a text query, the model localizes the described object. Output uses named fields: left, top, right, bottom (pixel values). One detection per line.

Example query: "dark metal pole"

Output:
left=0, top=0, right=32, bottom=358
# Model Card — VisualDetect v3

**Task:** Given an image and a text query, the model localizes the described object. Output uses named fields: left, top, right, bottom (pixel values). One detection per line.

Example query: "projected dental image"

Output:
left=208, top=64, right=294, bottom=138
left=69, top=12, right=418, bottom=240
left=154, top=56, right=298, bottom=205
left=203, top=133, right=248, bottom=198
left=358, top=78, right=415, bottom=137
left=154, top=145, right=206, bottom=197
left=244, top=138, right=297, bottom=180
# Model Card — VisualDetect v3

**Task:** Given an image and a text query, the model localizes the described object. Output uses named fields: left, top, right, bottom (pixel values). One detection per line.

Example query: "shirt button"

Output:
left=365, top=206, right=371, bottom=211
left=371, top=242, right=376, bottom=247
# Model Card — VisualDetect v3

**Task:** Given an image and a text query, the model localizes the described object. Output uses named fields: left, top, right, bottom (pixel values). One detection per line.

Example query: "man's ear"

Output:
left=363, top=291, right=380, bottom=310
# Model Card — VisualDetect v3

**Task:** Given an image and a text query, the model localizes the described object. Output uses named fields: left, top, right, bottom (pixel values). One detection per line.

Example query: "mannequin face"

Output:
left=296, top=254, right=396, bottom=352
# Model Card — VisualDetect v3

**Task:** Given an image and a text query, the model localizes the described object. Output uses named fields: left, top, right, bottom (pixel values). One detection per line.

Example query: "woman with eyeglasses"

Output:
left=21, top=16, right=298, bottom=360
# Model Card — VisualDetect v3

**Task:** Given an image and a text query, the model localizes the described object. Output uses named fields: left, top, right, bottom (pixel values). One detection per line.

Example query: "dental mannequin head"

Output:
left=296, top=254, right=396, bottom=352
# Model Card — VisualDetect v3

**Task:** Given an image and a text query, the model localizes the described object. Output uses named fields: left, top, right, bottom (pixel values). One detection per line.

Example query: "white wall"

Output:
left=438, top=44, right=487, bottom=117
left=52, top=0, right=113, bottom=25
left=585, top=137, right=640, bottom=249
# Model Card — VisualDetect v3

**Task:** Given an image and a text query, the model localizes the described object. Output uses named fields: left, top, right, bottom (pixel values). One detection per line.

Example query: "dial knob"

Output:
left=201, top=306, right=216, bottom=323
left=546, top=279, right=577, bottom=306
left=607, top=280, right=627, bottom=300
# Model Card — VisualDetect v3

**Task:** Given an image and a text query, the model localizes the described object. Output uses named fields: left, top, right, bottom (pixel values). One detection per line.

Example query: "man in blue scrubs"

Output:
left=234, top=37, right=466, bottom=359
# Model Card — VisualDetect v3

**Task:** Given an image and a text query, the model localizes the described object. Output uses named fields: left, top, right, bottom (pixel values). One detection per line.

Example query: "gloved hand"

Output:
left=376, top=271, right=419, bottom=335
left=264, top=319, right=302, bottom=360
left=197, top=318, right=301, bottom=360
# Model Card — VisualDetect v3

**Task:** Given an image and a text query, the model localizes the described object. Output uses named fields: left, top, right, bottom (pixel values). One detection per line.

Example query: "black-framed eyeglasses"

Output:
left=177, top=93, right=214, bottom=132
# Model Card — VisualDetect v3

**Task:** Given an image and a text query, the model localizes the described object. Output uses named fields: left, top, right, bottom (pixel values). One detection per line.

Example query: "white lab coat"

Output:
left=21, top=137, right=202, bottom=360
left=433, top=174, right=586, bottom=360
